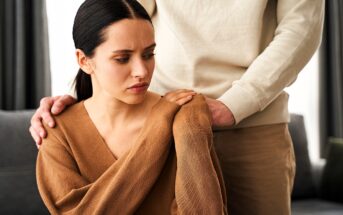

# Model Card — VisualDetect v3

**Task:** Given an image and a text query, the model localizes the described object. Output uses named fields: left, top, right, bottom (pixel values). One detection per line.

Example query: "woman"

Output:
left=36, top=0, right=226, bottom=214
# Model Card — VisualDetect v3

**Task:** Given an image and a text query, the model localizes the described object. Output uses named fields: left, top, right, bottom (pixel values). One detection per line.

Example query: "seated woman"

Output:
left=36, top=0, right=227, bottom=214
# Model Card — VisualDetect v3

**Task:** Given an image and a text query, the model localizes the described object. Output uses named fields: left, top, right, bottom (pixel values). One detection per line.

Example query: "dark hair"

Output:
left=73, top=0, right=152, bottom=101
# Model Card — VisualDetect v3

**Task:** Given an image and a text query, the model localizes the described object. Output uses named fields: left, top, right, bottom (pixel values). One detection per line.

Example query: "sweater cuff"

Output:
left=217, top=84, right=260, bottom=125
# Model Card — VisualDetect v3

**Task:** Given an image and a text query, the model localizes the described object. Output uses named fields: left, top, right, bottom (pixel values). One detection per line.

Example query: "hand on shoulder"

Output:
left=163, top=89, right=197, bottom=106
left=29, top=95, right=77, bottom=147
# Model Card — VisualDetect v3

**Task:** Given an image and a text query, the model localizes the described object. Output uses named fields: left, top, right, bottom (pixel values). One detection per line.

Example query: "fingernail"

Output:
left=51, top=107, right=57, bottom=114
left=48, top=122, right=54, bottom=127
left=40, top=131, right=45, bottom=137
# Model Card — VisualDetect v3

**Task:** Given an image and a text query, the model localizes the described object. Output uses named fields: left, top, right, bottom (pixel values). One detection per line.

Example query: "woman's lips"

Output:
left=127, top=82, right=149, bottom=93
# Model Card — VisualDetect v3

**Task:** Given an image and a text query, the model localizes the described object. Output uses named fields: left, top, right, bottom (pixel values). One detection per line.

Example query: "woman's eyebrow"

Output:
left=144, top=43, right=156, bottom=50
left=112, top=49, right=133, bottom=54
left=112, top=43, right=156, bottom=54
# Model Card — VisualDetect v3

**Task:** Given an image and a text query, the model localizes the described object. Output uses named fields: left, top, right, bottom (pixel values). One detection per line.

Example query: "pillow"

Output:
left=288, top=114, right=317, bottom=199
left=320, top=138, right=343, bottom=203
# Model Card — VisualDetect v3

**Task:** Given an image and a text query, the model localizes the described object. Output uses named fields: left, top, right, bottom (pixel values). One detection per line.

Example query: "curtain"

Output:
left=319, top=0, right=343, bottom=157
left=0, top=0, right=51, bottom=110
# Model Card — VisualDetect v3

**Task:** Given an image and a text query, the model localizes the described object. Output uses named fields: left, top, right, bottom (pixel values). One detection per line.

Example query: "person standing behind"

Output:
left=30, top=0, right=325, bottom=214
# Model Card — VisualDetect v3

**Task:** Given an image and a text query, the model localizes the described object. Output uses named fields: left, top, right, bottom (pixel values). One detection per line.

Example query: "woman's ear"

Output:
left=76, top=49, right=93, bottom=75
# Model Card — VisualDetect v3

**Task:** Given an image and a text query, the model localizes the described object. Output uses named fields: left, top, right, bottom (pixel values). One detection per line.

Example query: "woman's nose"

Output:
left=131, top=58, right=148, bottom=78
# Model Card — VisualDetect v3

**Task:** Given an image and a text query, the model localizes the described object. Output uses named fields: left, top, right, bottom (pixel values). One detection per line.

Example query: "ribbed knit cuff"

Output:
left=217, top=84, right=260, bottom=125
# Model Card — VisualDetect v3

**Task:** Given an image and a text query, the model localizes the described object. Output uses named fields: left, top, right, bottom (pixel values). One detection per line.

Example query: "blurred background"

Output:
left=0, top=0, right=342, bottom=214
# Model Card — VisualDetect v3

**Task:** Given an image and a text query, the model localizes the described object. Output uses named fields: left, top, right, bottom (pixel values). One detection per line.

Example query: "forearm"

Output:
left=218, top=0, right=324, bottom=124
left=173, top=95, right=225, bottom=214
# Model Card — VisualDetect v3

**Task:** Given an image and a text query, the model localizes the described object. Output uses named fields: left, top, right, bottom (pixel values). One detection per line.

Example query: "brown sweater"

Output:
left=36, top=95, right=227, bottom=214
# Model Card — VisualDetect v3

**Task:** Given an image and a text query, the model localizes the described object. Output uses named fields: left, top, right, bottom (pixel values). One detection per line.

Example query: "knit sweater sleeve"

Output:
left=172, top=95, right=227, bottom=214
left=218, top=0, right=324, bottom=124
left=36, top=98, right=180, bottom=215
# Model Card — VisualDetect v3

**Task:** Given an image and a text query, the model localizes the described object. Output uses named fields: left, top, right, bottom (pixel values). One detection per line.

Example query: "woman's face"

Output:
left=85, top=19, right=155, bottom=104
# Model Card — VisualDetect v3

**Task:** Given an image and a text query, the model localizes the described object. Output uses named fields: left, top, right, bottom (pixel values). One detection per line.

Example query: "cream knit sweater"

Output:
left=139, top=0, right=324, bottom=127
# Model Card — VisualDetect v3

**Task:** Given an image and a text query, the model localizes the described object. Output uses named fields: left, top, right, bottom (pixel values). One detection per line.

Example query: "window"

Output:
left=285, top=52, right=320, bottom=161
left=46, top=0, right=83, bottom=96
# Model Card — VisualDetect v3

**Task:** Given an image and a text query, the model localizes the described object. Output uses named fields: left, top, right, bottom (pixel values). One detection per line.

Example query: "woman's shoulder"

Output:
left=45, top=102, right=88, bottom=137
left=54, top=101, right=87, bottom=123
left=41, top=101, right=89, bottom=149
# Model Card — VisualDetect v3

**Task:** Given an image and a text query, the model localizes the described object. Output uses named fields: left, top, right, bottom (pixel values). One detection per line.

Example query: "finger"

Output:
left=51, top=95, right=76, bottom=115
left=31, top=121, right=47, bottom=138
left=39, top=97, right=55, bottom=126
left=40, top=97, right=54, bottom=110
left=31, top=113, right=47, bottom=138
left=52, top=95, right=62, bottom=102
left=41, top=111, right=55, bottom=127
left=165, top=91, right=196, bottom=102
left=175, top=95, right=194, bottom=105
left=174, top=89, right=195, bottom=93
left=30, top=125, right=42, bottom=146
left=172, top=91, right=197, bottom=101
left=165, top=89, right=194, bottom=97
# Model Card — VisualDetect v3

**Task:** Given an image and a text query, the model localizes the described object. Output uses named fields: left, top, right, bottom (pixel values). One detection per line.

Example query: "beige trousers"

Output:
left=213, top=123, right=296, bottom=215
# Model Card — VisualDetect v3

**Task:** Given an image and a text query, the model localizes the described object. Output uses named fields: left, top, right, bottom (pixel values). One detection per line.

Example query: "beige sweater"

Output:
left=36, top=95, right=227, bottom=214
left=139, top=0, right=324, bottom=127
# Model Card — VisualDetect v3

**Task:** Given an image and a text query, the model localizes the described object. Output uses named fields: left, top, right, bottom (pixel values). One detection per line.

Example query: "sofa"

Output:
left=0, top=110, right=48, bottom=214
left=1, top=110, right=343, bottom=214
left=289, top=114, right=343, bottom=214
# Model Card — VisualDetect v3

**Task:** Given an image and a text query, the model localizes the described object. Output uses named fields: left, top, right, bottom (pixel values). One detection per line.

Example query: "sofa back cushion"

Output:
left=289, top=114, right=317, bottom=199
left=0, top=110, right=48, bottom=214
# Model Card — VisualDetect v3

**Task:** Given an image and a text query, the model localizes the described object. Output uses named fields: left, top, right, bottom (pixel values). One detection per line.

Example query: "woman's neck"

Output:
left=83, top=91, right=161, bottom=159
left=84, top=91, right=160, bottom=130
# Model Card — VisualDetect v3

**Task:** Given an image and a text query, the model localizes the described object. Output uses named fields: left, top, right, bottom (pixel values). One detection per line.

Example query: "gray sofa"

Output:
left=1, top=110, right=343, bottom=214
left=289, top=114, right=343, bottom=215
left=0, top=110, right=48, bottom=214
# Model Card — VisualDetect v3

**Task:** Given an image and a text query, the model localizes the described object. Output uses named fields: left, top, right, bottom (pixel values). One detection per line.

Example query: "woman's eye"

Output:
left=142, top=52, right=155, bottom=60
left=114, top=57, right=130, bottom=64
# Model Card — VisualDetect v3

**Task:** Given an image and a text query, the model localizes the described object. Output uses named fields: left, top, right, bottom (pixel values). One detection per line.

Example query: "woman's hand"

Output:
left=164, top=89, right=197, bottom=105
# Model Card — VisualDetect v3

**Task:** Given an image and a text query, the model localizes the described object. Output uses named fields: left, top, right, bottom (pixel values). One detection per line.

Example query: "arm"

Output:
left=37, top=98, right=180, bottom=214
left=172, top=95, right=226, bottom=213
left=217, top=0, right=325, bottom=124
